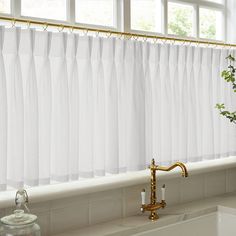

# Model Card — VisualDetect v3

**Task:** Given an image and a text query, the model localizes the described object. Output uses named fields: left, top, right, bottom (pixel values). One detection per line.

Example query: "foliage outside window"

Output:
left=168, top=2, right=193, bottom=37
left=216, top=55, right=236, bottom=124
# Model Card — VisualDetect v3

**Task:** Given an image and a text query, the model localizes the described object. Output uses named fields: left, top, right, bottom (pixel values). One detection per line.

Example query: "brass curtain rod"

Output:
left=0, top=16, right=236, bottom=48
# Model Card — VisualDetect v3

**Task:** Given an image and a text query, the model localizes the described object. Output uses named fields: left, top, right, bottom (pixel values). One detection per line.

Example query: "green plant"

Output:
left=215, top=54, right=236, bottom=124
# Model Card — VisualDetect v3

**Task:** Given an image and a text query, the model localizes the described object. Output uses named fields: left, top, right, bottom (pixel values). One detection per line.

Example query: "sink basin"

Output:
left=134, top=206, right=236, bottom=236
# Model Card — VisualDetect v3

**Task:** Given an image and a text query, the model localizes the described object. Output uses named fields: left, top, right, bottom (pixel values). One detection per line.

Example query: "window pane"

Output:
left=203, top=0, right=223, bottom=3
left=0, top=0, right=10, bottom=14
left=200, top=8, right=223, bottom=40
left=75, top=0, right=114, bottom=27
left=21, top=0, right=67, bottom=21
left=168, top=2, right=194, bottom=37
left=131, top=0, right=162, bottom=33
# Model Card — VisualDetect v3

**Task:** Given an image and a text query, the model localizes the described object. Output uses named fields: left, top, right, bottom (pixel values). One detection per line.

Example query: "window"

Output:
left=75, top=0, right=115, bottom=27
left=130, top=0, right=225, bottom=41
left=200, top=8, right=223, bottom=40
left=206, top=0, right=223, bottom=3
left=21, top=0, right=67, bottom=21
left=0, top=0, right=10, bottom=14
left=168, top=2, right=194, bottom=37
left=0, top=0, right=227, bottom=42
left=131, top=0, right=162, bottom=33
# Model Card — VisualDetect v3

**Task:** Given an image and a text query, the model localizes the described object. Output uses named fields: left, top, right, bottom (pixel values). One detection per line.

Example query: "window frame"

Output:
left=0, top=0, right=227, bottom=42
left=128, top=0, right=226, bottom=42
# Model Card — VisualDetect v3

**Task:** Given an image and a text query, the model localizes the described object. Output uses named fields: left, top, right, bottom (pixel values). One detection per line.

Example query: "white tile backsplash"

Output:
left=124, top=184, right=148, bottom=217
left=36, top=211, right=51, bottom=236
left=50, top=201, right=89, bottom=235
left=0, top=167, right=236, bottom=236
left=180, top=175, right=204, bottom=203
left=226, top=168, right=236, bottom=193
left=90, top=196, right=123, bottom=225
left=205, top=170, right=226, bottom=197
left=158, top=178, right=181, bottom=206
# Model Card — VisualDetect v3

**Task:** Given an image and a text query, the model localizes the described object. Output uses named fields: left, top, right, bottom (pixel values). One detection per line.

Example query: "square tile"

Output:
left=123, top=184, right=148, bottom=217
left=226, top=168, right=236, bottom=193
left=51, top=194, right=88, bottom=210
left=50, top=201, right=89, bottom=235
left=89, top=197, right=122, bottom=225
left=180, top=174, right=204, bottom=203
left=36, top=211, right=50, bottom=236
left=205, top=170, right=226, bottom=197
left=158, top=178, right=181, bottom=206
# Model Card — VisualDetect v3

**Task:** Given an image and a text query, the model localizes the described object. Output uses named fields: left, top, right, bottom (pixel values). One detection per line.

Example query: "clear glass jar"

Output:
left=0, top=209, right=41, bottom=236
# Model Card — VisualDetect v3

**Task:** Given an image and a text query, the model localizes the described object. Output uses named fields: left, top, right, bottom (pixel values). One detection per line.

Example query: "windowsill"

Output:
left=1, top=156, right=236, bottom=209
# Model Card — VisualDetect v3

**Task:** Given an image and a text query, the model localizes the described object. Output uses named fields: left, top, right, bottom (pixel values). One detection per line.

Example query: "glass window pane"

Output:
left=203, top=0, right=223, bottom=3
left=75, top=0, right=114, bottom=27
left=21, top=0, right=67, bottom=21
left=131, top=0, right=162, bottom=33
left=200, top=8, right=223, bottom=40
left=168, top=2, right=194, bottom=37
left=0, top=0, right=10, bottom=14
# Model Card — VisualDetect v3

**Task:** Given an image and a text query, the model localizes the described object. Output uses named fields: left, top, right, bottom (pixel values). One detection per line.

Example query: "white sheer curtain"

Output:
left=0, top=26, right=236, bottom=190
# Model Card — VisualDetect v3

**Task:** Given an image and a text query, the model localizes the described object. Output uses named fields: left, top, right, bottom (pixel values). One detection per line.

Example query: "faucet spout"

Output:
left=156, top=162, right=188, bottom=177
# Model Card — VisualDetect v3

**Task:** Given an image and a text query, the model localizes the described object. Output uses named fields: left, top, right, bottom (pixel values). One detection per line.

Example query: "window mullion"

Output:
left=12, top=0, right=21, bottom=17
left=67, top=0, right=75, bottom=24
left=163, top=0, right=168, bottom=35
left=115, top=0, right=120, bottom=30
left=123, top=0, right=131, bottom=32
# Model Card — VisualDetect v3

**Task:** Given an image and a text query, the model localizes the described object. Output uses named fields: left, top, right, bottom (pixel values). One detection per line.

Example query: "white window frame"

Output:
left=128, top=0, right=226, bottom=42
left=0, top=0, right=227, bottom=42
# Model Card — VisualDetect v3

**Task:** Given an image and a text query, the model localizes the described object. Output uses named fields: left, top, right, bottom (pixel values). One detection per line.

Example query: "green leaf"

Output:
left=226, top=54, right=235, bottom=61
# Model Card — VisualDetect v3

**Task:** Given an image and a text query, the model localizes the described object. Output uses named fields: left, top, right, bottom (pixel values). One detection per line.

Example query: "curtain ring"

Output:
left=118, top=32, right=123, bottom=40
left=162, top=38, right=167, bottom=44
left=83, top=29, right=88, bottom=36
left=171, top=38, right=176, bottom=45
left=143, top=35, right=148, bottom=42
left=153, top=37, right=158, bottom=44
left=43, top=22, right=48, bottom=31
left=11, top=18, right=16, bottom=27
left=27, top=21, right=31, bottom=29
left=95, top=30, right=100, bottom=37
left=58, top=24, right=64, bottom=32
left=127, top=34, right=132, bottom=40
left=181, top=40, right=186, bottom=46
left=106, top=31, right=112, bottom=38
left=70, top=26, right=74, bottom=33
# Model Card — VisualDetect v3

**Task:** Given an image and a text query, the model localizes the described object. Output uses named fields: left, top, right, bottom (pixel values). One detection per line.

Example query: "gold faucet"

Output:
left=141, top=158, right=188, bottom=221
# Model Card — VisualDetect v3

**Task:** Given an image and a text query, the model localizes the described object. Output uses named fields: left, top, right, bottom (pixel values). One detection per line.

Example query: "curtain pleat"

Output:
left=50, top=32, right=69, bottom=181
left=20, top=29, right=39, bottom=186
left=0, top=27, right=236, bottom=190
left=34, top=31, right=52, bottom=184
left=0, top=27, right=7, bottom=190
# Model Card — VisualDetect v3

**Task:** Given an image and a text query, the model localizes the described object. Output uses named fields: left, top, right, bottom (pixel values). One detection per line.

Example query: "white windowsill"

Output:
left=1, top=156, right=236, bottom=209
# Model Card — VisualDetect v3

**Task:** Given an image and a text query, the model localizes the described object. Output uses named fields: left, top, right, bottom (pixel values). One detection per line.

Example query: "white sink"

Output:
left=134, top=206, right=236, bottom=236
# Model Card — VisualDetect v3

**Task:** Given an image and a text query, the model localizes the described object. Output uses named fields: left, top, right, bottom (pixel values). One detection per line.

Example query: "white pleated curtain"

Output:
left=0, top=26, right=236, bottom=190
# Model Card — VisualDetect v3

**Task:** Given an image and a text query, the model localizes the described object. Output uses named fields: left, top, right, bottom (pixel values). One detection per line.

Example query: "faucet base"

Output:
left=149, top=211, right=159, bottom=221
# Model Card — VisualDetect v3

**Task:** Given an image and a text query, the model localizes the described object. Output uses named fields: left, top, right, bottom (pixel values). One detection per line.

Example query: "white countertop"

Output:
left=54, top=191, right=236, bottom=236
